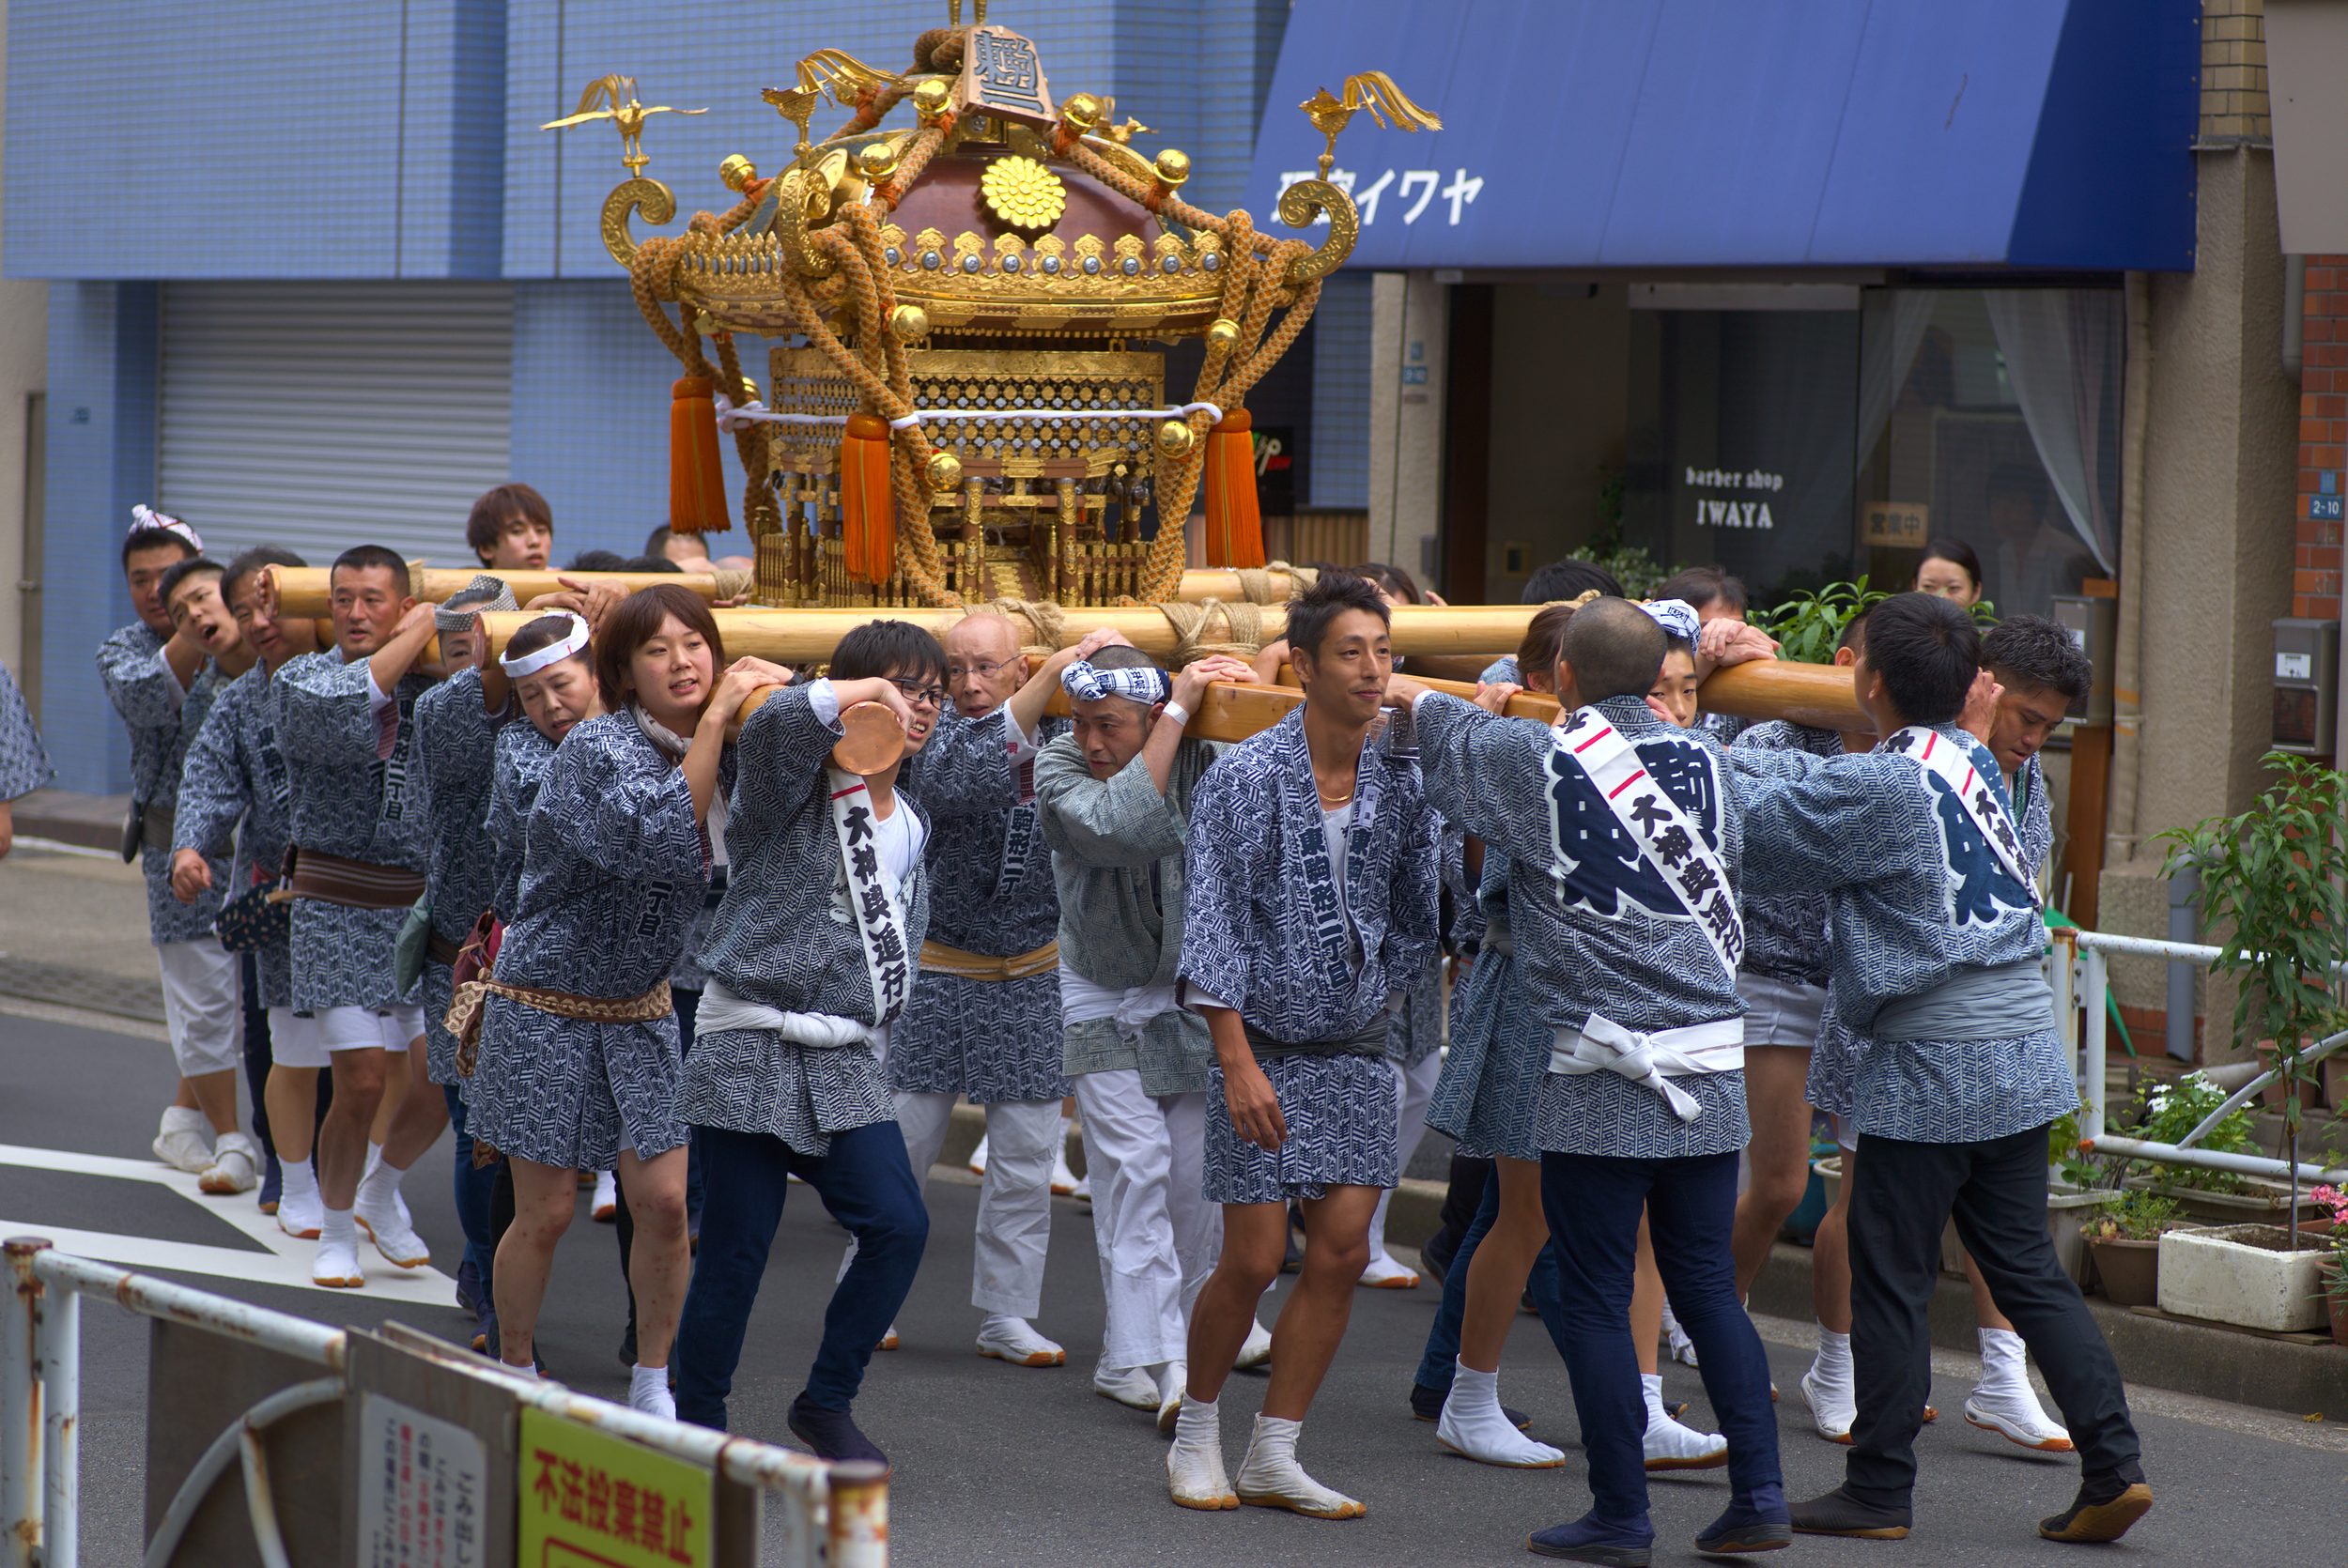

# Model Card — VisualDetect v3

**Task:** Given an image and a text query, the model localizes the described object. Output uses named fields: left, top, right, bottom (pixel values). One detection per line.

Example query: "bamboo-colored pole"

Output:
left=477, top=604, right=1549, bottom=665
left=275, top=565, right=1306, bottom=618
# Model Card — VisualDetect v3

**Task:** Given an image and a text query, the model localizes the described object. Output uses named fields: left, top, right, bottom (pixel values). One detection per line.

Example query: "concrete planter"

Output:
left=2157, top=1224, right=2330, bottom=1333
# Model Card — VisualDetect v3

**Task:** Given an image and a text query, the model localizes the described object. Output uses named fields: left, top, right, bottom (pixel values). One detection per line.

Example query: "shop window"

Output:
left=1858, top=288, right=2122, bottom=621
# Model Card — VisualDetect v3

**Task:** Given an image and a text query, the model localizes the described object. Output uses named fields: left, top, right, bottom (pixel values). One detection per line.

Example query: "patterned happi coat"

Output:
left=1782, top=744, right=2059, bottom=1125
left=0, top=663, right=50, bottom=803
left=1734, top=725, right=2074, bottom=1144
left=414, top=667, right=513, bottom=1083
left=1414, top=692, right=1752, bottom=1160
left=171, top=663, right=294, bottom=1007
left=1424, top=852, right=1553, bottom=1161
left=1733, top=720, right=1843, bottom=991
left=1179, top=705, right=1443, bottom=1049
left=1035, top=730, right=1215, bottom=1096
left=99, top=623, right=227, bottom=944
left=485, top=720, right=561, bottom=925
left=683, top=683, right=935, bottom=1156
left=470, top=712, right=708, bottom=1164
left=889, top=710, right=1071, bottom=1104
left=274, top=652, right=432, bottom=1012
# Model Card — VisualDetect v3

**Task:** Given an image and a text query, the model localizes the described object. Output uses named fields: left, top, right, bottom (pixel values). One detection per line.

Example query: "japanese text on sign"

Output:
left=356, top=1393, right=487, bottom=1568
left=1275, top=167, right=1483, bottom=226
left=519, top=1406, right=713, bottom=1568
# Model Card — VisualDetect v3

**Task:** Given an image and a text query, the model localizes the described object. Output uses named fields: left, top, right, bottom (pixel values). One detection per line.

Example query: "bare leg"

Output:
left=1632, top=1214, right=1665, bottom=1376
left=186, top=1068, right=241, bottom=1138
left=620, top=1145, right=691, bottom=1367
left=1260, top=1185, right=1381, bottom=1421
left=1814, top=1145, right=1855, bottom=1333
left=317, top=1050, right=387, bottom=1210
left=265, top=1067, right=320, bottom=1164
left=1962, top=1249, right=2016, bottom=1330
left=379, top=1036, right=449, bottom=1167
left=1186, top=1203, right=1286, bottom=1407
left=1457, top=1157, right=1548, bottom=1372
left=369, top=1044, right=409, bottom=1147
left=1731, top=1045, right=1815, bottom=1299
left=170, top=1077, right=197, bottom=1112
left=494, top=1156, right=577, bottom=1368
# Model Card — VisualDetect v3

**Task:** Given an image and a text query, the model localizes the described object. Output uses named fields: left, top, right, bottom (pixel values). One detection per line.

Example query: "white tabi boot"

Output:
left=1965, top=1326, right=2074, bottom=1452
left=1166, top=1396, right=1238, bottom=1510
left=1642, top=1373, right=1728, bottom=1469
left=1435, top=1360, right=1567, bottom=1468
left=1232, top=1413, right=1366, bottom=1518
left=1800, top=1327, right=1856, bottom=1443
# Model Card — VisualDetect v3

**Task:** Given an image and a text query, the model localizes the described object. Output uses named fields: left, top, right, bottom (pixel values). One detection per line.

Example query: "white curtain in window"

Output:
left=1856, top=291, right=1938, bottom=470
left=1982, top=291, right=2118, bottom=574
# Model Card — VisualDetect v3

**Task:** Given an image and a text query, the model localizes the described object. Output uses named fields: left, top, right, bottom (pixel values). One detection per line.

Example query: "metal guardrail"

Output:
left=2052, top=926, right=2348, bottom=1185
left=2, top=1237, right=886, bottom=1567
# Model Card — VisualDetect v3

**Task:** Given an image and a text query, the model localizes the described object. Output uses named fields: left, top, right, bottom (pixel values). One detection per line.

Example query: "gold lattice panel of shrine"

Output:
left=763, top=346, right=1165, bottom=483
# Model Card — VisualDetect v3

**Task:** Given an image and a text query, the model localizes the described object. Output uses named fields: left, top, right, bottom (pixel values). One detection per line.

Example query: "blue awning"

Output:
left=1243, top=0, right=2200, bottom=272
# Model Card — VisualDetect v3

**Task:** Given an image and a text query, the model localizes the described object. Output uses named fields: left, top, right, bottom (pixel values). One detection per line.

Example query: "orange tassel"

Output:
left=840, top=412, right=897, bottom=585
left=1201, top=408, right=1266, bottom=568
left=669, top=377, right=731, bottom=534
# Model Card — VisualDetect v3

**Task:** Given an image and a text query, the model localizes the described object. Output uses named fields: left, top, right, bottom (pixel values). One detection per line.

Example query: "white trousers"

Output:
left=1369, top=1052, right=1443, bottom=1255
left=897, top=1091, right=1061, bottom=1319
left=1074, top=1071, right=1218, bottom=1372
left=157, top=937, right=240, bottom=1076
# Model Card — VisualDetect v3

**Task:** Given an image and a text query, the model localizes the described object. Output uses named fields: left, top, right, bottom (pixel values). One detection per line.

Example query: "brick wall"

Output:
left=2201, top=0, right=2271, bottom=145
left=2295, top=254, right=2348, bottom=620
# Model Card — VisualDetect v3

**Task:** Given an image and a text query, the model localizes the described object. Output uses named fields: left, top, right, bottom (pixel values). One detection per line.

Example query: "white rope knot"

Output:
left=887, top=412, right=924, bottom=431
left=1549, top=1013, right=1744, bottom=1123
left=713, top=393, right=769, bottom=434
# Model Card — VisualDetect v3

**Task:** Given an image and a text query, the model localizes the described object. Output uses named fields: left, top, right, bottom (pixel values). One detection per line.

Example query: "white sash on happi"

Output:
left=1881, top=727, right=2041, bottom=911
left=1550, top=707, right=1744, bottom=982
left=828, top=768, right=914, bottom=1025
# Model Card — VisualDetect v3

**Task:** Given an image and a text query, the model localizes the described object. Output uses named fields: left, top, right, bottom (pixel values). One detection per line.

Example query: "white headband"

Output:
left=498, top=613, right=591, bottom=679
left=1641, top=598, right=1701, bottom=646
left=1062, top=659, right=1170, bottom=705
left=128, top=502, right=203, bottom=553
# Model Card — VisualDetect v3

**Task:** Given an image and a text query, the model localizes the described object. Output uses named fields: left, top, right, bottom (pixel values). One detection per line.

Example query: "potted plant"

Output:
left=2105, top=1072, right=2325, bottom=1223
left=2158, top=755, right=2348, bottom=1253
left=2311, top=1185, right=2348, bottom=1346
left=2084, top=1191, right=2181, bottom=1308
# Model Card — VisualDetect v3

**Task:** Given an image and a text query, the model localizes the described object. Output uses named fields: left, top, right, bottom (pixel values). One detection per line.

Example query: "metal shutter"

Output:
left=159, top=282, right=514, bottom=568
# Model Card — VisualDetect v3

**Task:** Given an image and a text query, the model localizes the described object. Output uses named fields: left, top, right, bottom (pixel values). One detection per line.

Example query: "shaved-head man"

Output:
left=879, top=611, right=1127, bottom=1370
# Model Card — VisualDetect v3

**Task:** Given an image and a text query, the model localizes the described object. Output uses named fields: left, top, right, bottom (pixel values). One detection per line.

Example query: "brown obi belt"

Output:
left=447, top=976, right=673, bottom=1082
left=142, top=803, right=175, bottom=848
left=919, top=938, right=1060, bottom=983
left=426, top=930, right=464, bottom=968
left=286, top=848, right=427, bottom=911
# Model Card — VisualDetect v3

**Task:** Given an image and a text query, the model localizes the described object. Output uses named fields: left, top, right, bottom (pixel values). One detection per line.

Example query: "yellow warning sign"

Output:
left=518, top=1405, right=714, bottom=1568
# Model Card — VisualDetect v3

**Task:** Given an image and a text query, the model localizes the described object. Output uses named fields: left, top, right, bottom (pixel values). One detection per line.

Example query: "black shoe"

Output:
left=1526, top=1513, right=1655, bottom=1564
left=1789, top=1487, right=1910, bottom=1540
left=1694, top=1483, right=1791, bottom=1555
left=1409, top=1379, right=1532, bottom=1431
left=2038, top=1477, right=2153, bottom=1543
left=787, top=1393, right=888, bottom=1466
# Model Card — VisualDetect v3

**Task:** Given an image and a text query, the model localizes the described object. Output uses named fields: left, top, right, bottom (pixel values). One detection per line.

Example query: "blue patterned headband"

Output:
left=1062, top=659, right=1170, bottom=705
left=1642, top=597, right=1700, bottom=646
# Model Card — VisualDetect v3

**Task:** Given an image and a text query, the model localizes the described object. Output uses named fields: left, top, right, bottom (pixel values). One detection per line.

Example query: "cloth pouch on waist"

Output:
left=393, top=895, right=432, bottom=995
left=214, top=880, right=291, bottom=955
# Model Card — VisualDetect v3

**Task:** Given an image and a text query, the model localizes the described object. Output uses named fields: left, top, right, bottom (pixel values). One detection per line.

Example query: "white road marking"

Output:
left=0, top=1141, right=458, bottom=1301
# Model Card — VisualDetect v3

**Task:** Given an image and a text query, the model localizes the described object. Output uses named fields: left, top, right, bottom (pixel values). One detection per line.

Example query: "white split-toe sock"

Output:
left=1049, top=1115, right=1081, bottom=1195
left=1233, top=1414, right=1367, bottom=1518
left=1155, top=1360, right=1188, bottom=1435
left=354, top=1153, right=431, bottom=1268
left=629, top=1363, right=675, bottom=1420
left=277, top=1160, right=324, bottom=1240
left=1233, top=1314, right=1274, bottom=1370
left=1642, top=1373, right=1728, bottom=1469
left=314, top=1207, right=365, bottom=1289
left=1660, top=1299, right=1699, bottom=1365
left=1965, top=1326, right=2073, bottom=1452
left=1093, top=1360, right=1161, bottom=1409
left=1801, top=1327, right=1856, bottom=1442
left=1437, top=1360, right=1566, bottom=1468
left=1166, top=1396, right=1237, bottom=1510
left=975, top=1314, right=1066, bottom=1367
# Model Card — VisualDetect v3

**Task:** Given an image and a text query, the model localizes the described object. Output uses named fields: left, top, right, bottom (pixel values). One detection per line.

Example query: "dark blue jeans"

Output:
left=239, top=952, right=275, bottom=1163
left=1540, top=1149, right=1781, bottom=1524
left=443, top=1084, right=497, bottom=1287
left=1413, top=1170, right=1573, bottom=1391
left=675, top=1120, right=929, bottom=1428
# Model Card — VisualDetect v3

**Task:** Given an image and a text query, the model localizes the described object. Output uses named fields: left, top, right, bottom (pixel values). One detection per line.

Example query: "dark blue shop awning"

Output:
left=1243, top=0, right=2199, bottom=272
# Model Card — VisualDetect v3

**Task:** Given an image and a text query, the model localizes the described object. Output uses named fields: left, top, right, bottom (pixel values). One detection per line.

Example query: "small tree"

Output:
left=2157, top=754, right=2348, bottom=1248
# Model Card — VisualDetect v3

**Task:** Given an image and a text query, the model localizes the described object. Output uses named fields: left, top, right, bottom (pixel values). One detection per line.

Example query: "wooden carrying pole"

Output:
left=273, top=566, right=1307, bottom=619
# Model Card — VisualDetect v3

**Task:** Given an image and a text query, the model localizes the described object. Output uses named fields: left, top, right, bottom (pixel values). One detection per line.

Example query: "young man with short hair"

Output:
left=151, top=555, right=264, bottom=1192
left=275, top=546, right=448, bottom=1287
left=100, top=507, right=242, bottom=1178
left=467, top=484, right=554, bottom=570
left=1735, top=593, right=2148, bottom=1546
left=1165, top=573, right=1441, bottom=1520
left=644, top=525, right=714, bottom=572
left=172, top=547, right=320, bottom=1213
left=1037, top=643, right=1259, bottom=1422
left=1392, top=595, right=1789, bottom=1562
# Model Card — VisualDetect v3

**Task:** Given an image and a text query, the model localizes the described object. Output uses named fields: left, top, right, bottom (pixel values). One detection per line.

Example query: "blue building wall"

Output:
left=7, top=0, right=1367, bottom=792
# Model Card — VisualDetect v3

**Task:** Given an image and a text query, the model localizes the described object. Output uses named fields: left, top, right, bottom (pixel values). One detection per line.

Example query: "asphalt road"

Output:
left=3, top=1000, right=2340, bottom=1566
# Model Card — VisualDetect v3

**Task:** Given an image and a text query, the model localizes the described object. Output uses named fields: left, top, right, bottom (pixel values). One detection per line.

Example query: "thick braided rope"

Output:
left=450, top=977, right=673, bottom=1078
left=969, top=595, right=1068, bottom=659
left=1158, top=597, right=1265, bottom=664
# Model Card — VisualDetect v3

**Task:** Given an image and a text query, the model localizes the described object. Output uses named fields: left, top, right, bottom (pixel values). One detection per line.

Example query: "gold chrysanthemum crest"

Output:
left=981, top=154, right=1067, bottom=235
